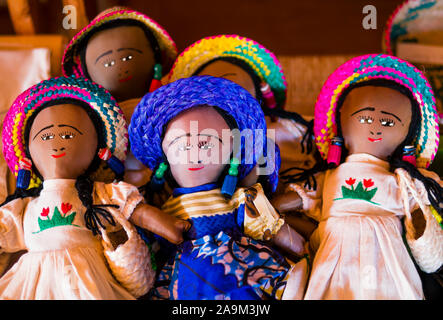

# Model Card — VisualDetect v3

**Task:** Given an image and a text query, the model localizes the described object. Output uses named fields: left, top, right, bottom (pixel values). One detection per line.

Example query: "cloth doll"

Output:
left=129, top=75, right=309, bottom=300
left=61, top=6, right=178, bottom=188
left=168, top=35, right=317, bottom=180
left=272, top=54, right=443, bottom=300
left=0, top=76, right=189, bottom=299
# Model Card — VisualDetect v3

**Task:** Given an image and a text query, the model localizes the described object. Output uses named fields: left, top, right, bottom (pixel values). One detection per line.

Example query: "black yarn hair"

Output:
left=193, top=56, right=314, bottom=154
left=1, top=98, right=119, bottom=235
left=78, top=18, right=162, bottom=79
left=281, top=78, right=443, bottom=219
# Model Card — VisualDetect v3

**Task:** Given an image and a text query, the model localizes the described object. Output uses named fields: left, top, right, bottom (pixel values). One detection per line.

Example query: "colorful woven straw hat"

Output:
left=62, top=7, right=177, bottom=78
left=129, top=75, right=280, bottom=192
left=314, top=54, right=439, bottom=169
left=168, top=34, right=287, bottom=108
left=383, top=0, right=443, bottom=56
left=2, top=76, right=128, bottom=188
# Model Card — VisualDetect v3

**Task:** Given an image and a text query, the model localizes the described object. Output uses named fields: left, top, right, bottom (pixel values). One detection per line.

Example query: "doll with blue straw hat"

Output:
left=129, top=75, right=309, bottom=300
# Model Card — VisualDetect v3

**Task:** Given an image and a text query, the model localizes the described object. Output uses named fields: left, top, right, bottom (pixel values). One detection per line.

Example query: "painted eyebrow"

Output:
left=381, top=110, right=402, bottom=122
left=95, top=50, right=113, bottom=64
left=32, top=125, right=54, bottom=140
left=351, top=107, right=375, bottom=116
left=117, top=47, right=143, bottom=54
left=58, top=124, right=83, bottom=134
left=168, top=133, right=223, bottom=147
left=219, top=73, right=237, bottom=78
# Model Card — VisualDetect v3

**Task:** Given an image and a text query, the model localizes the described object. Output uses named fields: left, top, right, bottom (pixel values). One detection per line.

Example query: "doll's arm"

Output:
left=0, top=198, right=29, bottom=254
left=271, top=222, right=306, bottom=257
left=271, top=191, right=303, bottom=214
left=396, top=168, right=443, bottom=273
left=102, top=181, right=190, bottom=244
left=272, top=170, right=326, bottom=223
left=271, top=192, right=318, bottom=240
left=129, top=203, right=191, bottom=245
left=241, top=184, right=306, bottom=256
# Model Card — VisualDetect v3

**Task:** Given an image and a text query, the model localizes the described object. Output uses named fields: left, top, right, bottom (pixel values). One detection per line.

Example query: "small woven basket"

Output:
left=100, top=209, right=155, bottom=298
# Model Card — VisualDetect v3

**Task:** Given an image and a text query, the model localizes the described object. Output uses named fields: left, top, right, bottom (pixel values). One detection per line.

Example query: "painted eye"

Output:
left=59, top=131, right=76, bottom=139
left=380, top=118, right=395, bottom=127
left=178, top=144, right=192, bottom=151
left=104, top=60, right=115, bottom=68
left=121, top=55, right=133, bottom=62
left=198, top=141, right=214, bottom=150
left=358, top=116, right=374, bottom=124
left=41, top=133, right=55, bottom=141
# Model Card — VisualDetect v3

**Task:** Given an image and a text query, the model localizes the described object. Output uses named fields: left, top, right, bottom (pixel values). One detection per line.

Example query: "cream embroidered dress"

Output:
left=288, top=153, right=443, bottom=300
left=0, top=179, right=144, bottom=300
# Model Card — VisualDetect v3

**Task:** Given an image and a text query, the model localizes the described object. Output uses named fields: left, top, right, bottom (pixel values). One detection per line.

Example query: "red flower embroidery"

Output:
left=345, top=178, right=356, bottom=186
left=363, top=179, right=374, bottom=189
left=61, top=203, right=72, bottom=214
left=41, top=207, right=49, bottom=217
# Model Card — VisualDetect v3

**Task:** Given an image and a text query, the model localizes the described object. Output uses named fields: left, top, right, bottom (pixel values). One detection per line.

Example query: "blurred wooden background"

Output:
left=0, top=0, right=405, bottom=115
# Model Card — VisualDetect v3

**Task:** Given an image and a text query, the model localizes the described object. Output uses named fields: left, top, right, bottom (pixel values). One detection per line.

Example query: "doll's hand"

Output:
left=272, top=223, right=306, bottom=257
left=284, top=213, right=318, bottom=240
left=271, top=191, right=303, bottom=214
left=130, top=203, right=191, bottom=245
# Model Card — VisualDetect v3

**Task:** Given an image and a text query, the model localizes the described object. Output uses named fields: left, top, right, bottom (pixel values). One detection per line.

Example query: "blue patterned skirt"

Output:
left=151, top=223, right=291, bottom=300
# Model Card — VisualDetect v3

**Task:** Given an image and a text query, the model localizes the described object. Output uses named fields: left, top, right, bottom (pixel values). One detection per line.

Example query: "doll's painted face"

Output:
left=28, top=104, right=98, bottom=180
left=197, top=60, right=257, bottom=98
left=162, top=106, right=233, bottom=188
left=339, top=86, right=412, bottom=160
left=85, top=25, right=155, bottom=102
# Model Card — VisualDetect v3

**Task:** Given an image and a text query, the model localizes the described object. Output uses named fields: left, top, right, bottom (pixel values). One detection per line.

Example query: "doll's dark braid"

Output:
left=75, top=174, right=118, bottom=235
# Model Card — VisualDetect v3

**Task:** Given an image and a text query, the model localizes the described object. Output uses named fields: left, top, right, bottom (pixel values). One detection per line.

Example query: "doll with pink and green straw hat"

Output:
left=273, top=53, right=443, bottom=299
left=0, top=76, right=189, bottom=299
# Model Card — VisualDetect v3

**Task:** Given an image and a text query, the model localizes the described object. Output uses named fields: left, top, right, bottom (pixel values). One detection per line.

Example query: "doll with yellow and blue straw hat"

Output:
left=168, top=34, right=318, bottom=184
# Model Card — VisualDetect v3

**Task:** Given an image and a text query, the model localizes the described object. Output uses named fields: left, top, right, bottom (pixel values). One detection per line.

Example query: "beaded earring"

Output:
left=149, top=63, right=163, bottom=92
left=260, top=82, right=277, bottom=109
left=221, top=157, right=240, bottom=198
left=150, top=162, right=168, bottom=191
left=16, top=157, right=32, bottom=189
left=98, top=148, right=125, bottom=176
left=327, top=137, right=344, bottom=166
left=402, top=145, right=416, bottom=166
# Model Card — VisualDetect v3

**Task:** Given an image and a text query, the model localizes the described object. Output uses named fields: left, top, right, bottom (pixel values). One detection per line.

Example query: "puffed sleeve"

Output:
left=284, top=171, right=327, bottom=222
left=396, top=168, right=443, bottom=273
left=94, top=181, right=145, bottom=221
left=0, top=197, right=30, bottom=254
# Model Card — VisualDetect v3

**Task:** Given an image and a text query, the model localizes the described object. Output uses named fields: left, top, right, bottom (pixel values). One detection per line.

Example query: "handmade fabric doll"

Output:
left=168, top=34, right=317, bottom=185
left=129, top=75, right=309, bottom=300
left=0, top=76, right=189, bottom=299
left=273, top=54, right=443, bottom=300
left=61, top=7, right=178, bottom=188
